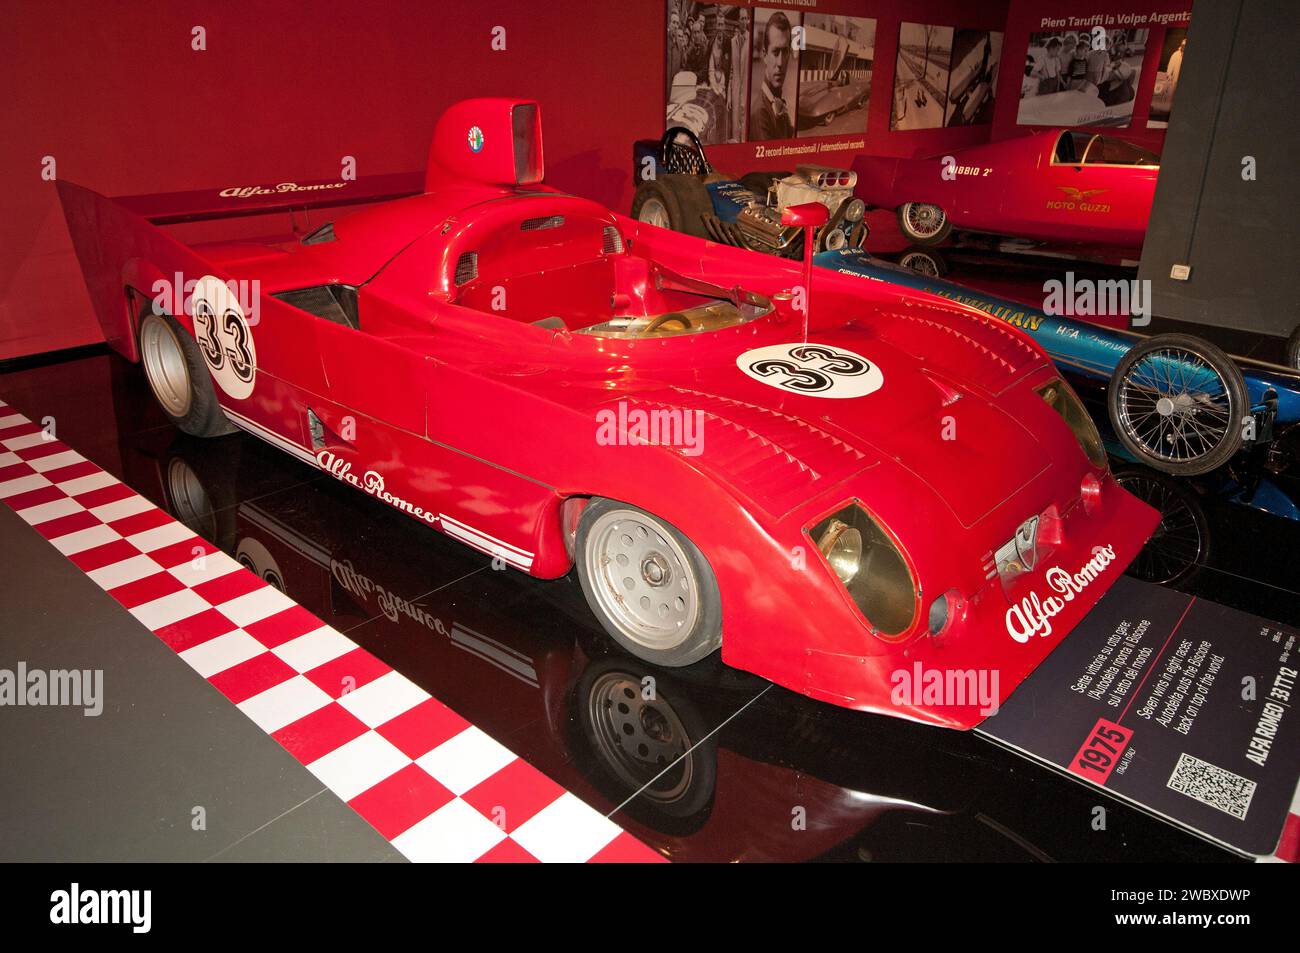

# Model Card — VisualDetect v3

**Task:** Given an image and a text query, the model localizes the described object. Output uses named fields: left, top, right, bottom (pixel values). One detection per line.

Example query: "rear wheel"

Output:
left=631, top=175, right=713, bottom=239
left=897, top=202, right=952, bottom=245
left=139, top=308, right=237, bottom=438
left=575, top=498, right=722, bottom=667
left=1107, top=333, right=1247, bottom=476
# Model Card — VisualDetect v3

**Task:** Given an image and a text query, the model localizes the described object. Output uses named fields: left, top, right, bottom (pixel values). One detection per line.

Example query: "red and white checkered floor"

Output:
left=0, top=399, right=662, bottom=863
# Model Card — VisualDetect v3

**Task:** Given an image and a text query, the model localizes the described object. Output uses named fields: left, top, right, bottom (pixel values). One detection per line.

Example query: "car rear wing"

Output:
left=113, top=171, right=425, bottom=225
left=57, top=172, right=420, bottom=363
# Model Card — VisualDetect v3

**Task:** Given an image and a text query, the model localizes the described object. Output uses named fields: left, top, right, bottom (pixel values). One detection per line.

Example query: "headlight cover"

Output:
left=1038, top=378, right=1107, bottom=469
left=812, top=503, right=917, bottom=638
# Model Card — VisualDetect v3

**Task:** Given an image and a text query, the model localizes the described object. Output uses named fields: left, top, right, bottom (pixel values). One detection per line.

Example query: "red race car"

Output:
left=59, top=99, right=1157, bottom=729
left=853, top=127, right=1160, bottom=251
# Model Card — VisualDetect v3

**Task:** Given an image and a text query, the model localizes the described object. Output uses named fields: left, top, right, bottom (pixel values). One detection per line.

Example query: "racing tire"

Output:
left=575, top=497, right=723, bottom=668
left=631, top=175, right=713, bottom=240
left=1107, top=333, right=1248, bottom=476
left=1113, top=467, right=1210, bottom=586
left=1286, top=323, right=1300, bottom=371
left=897, top=202, right=953, bottom=246
left=138, top=308, right=238, bottom=438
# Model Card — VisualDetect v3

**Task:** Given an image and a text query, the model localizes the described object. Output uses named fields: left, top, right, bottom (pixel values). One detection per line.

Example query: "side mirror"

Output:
left=781, top=202, right=829, bottom=228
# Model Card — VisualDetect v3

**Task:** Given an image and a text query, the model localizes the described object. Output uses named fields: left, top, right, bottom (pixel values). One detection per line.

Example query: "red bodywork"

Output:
left=59, top=99, right=1158, bottom=729
left=854, top=128, right=1160, bottom=250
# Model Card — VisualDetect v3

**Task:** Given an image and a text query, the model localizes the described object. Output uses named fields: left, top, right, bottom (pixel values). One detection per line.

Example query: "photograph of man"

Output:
left=749, top=8, right=800, bottom=141
left=1148, top=27, right=1188, bottom=127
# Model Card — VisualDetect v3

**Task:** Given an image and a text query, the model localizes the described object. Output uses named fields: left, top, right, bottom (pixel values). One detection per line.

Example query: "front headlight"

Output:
left=1038, top=378, right=1107, bottom=469
left=816, top=518, right=863, bottom=583
left=810, top=503, right=917, bottom=637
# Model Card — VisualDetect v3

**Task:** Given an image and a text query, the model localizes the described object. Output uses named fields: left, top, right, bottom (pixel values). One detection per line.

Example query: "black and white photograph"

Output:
left=890, top=22, right=952, bottom=131
left=1147, top=27, right=1187, bottom=128
left=1018, top=27, right=1148, bottom=128
left=748, top=6, right=801, bottom=141
left=664, top=2, right=752, bottom=144
left=795, top=14, right=875, bottom=137
left=945, top=29, right=1001, bottom=126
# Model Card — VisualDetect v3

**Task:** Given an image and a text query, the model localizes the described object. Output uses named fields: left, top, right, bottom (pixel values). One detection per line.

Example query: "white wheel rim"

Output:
left=904, top=202, right=946, bottom=238
left=585, top=509, right=700, bottom=650
left=638, top=197, right=671, bottom=229
left=141, top=315, right=192, bottom=418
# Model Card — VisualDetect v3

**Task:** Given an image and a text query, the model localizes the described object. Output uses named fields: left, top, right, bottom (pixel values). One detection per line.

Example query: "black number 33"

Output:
left=749, top=345, right=871, bottom=393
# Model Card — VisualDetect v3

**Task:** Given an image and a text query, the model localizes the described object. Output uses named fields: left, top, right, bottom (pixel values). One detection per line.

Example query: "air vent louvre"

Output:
left=520, top=215, right=564, bottom=231
left=454, top=251, right=478, bottom=286
left=601, top=225, right=625, bottom=255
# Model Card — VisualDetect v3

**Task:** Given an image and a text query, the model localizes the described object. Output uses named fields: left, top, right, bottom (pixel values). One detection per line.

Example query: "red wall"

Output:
left=0, top=0, right=662, bottom=360
left=0, top=0, right=1191, bottom=361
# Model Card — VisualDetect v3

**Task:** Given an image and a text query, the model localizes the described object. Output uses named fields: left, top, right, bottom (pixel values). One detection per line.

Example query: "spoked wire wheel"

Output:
left=1114, top=467, right=1210, bottom=585
left=897, top=202, right=952, bottom=245
left=1108, top=333, right=1248, bottom=476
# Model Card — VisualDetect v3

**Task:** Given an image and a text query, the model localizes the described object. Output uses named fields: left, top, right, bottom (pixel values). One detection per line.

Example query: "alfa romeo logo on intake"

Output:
left=737, top=343, right=883, bottom=399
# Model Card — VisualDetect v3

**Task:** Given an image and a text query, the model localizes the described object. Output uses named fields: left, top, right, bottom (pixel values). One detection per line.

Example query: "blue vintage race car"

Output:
left=631, top=127, right=1300, bottom=478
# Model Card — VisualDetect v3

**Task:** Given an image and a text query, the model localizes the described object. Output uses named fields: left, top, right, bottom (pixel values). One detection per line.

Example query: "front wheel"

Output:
left=896, top=202, right=953, bottom=245
left=1113, top=467, right=1210, bottom=585
left=139, top=308, right=237, bottom=438
left=1107, top=333, right=1248, bottom=476
left=575, top=498, right=722, bottom=667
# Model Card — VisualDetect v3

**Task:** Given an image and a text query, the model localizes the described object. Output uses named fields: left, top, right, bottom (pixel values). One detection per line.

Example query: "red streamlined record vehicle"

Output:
left=59, top=99, right=1158, bottom=729
left=854, top=127, right=1160, bottom=251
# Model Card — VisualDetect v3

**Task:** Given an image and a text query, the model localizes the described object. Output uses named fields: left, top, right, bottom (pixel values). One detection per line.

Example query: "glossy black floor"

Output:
left=4, top=343, right=1297, bottom=863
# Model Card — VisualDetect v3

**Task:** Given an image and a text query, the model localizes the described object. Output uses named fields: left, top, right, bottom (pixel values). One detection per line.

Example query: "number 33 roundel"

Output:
left=189, top=275, right=258, bottom=400
left=736, top=343, right=883, bottom=399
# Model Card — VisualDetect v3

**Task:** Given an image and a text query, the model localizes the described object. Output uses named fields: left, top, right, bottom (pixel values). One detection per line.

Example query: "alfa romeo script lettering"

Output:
left=316, top=450, right=438, bottom=525
left=737, top=343, right=883, bottom=399
left=189, top=275, right=257, bottom=400
left=1006, top=544, right=1118, bottom=643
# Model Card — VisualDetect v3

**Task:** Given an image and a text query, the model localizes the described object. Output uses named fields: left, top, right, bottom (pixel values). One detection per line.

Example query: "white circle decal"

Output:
left=737, top=343, right=883, bottom=399
left=189, top=275, right=257, bottom=400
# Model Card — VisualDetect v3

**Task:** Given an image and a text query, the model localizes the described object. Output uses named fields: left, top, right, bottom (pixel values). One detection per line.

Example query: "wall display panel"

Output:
left=795, top=14, right=876, bottom=138
left=1017, top=26, right=1148, bottom=127
left=748, top=6, right=803, bottom=141
left=945, top=29, right=1002, bottom=126
left=890, top=22, right=954, bottom=130
left=665, top=2, right=752, bottom=144
left=1146, top=27, right=1187, bottom=128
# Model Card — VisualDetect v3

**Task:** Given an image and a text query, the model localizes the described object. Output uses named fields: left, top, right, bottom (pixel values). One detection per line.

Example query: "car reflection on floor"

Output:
left=3, top=350, right=1278, bottom=861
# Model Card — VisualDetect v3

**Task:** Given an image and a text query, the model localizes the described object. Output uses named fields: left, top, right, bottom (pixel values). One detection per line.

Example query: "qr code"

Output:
left=1167, top=752, right=1256, bottom=820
